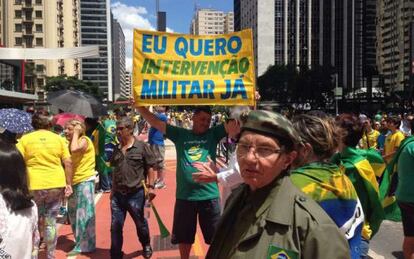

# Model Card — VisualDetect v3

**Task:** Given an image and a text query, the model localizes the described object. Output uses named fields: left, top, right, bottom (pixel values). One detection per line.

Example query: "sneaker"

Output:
left=154, top=180, right=166, bottom=189
left=143, top=245, right=153, bottom=258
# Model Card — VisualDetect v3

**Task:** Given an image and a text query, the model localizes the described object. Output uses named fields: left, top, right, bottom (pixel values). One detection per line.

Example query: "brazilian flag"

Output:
left=332, top=147, right=384, bottom=240
left=357, top=148, right=386, bottom=179
left=379, top=137, right=414, bottom=221
left=91, top=121, right=117, bottom=175
left=291, top=162, right=363, bottom=259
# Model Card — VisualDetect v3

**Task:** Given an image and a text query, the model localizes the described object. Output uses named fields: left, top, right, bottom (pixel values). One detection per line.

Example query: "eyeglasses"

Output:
left=116, top=126, right=126, bottom=131
left=236, top=142, right=283, bottom=158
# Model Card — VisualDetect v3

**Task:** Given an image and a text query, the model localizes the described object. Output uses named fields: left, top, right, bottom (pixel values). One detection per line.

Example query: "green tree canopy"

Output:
left=257, top=64, right=336, bottom=109
left=45, top=75, right=103, bottom=98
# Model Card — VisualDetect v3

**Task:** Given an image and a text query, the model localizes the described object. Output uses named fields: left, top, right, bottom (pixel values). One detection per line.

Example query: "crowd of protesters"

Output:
left=0, top=105, right=414, bottom=259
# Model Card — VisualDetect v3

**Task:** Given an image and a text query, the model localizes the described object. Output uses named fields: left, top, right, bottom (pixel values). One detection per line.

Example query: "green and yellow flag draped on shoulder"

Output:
left=332, top=147, right=384, bottom=240
left=379, top=136, right=414, bottom=221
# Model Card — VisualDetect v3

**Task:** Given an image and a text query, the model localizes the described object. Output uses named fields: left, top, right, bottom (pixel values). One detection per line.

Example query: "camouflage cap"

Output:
left=240, top=110, right=301, bottom=151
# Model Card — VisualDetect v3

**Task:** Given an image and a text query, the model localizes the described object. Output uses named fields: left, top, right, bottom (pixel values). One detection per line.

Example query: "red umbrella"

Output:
left=53, top=113, right=85, bottom=127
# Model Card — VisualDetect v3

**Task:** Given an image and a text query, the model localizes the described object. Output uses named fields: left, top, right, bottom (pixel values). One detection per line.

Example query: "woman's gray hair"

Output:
left=116, top=116, right=134, bottom=129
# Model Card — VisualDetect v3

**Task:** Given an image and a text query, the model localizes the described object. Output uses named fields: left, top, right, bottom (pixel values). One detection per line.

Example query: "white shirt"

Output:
left=0, top=194, right=39, bottom=259
left=216, top=153, right=244, bottom=208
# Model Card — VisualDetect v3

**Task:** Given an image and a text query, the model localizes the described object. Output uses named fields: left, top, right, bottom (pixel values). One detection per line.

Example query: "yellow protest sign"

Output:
left=132, top=29, right=255, bottom=106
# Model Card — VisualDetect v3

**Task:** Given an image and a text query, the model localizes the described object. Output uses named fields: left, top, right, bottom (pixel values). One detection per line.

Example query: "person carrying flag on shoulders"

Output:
left=333, top=113, right=385, bottom=259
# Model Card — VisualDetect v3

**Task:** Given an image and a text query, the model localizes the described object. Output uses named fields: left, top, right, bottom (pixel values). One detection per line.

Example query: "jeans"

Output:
left=99, top=171, right=112, bottom=191
left=110, top=188, right=150, bottom=258
left=360, top=238, right=370, bottom=258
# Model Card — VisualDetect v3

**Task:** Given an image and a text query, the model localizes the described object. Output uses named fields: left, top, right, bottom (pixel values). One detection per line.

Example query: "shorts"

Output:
left=171, top=198, right=221, bottom=245
left=398, top=202, right=414, bottom=236
left=150, top=144, right=165, bottom=170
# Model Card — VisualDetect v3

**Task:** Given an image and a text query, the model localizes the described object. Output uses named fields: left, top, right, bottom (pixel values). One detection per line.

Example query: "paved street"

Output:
left=50, top=142, right=212, bottom=259
left=369, top=220, right=404, bottom=259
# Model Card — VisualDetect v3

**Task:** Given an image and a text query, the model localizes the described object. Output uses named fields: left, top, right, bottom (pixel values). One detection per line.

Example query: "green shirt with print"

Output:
left=166, top=124, right=226, bottom=201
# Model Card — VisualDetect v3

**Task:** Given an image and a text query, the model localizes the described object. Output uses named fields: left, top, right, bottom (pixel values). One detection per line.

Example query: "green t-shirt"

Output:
left=396, top=142, right=414, bottom=203
left=166, top=124, right=226, bottom=201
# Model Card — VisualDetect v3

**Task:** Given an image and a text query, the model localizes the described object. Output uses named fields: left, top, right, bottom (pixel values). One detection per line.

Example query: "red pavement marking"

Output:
left=53, top=159, right=209, bottom=259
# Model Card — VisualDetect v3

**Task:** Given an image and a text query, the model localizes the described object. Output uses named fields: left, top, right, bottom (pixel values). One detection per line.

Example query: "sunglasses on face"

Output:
left=116, top=126, right=127, bottom=131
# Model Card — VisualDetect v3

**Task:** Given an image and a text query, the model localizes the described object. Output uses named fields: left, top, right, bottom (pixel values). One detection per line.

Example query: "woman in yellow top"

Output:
left=64, top=119, right=96, bottom=255
left=17, top=112, right=73, bottom=259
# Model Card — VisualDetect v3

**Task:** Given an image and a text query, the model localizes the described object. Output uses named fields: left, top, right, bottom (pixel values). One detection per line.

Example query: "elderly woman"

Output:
left=64, top=119, right=96, bottom=255
left=206, top=110, right=350, bottom=259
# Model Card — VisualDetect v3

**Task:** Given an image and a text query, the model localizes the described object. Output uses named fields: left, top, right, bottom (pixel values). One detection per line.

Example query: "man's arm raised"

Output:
left=136, top=106, right=166, bottom=134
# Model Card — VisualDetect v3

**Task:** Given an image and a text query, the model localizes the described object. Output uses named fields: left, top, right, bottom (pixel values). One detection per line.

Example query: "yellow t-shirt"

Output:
left=359, top=129, right=380, bottom=149
left=16, top=130, right=70, bottom=191
left=384, top=130, right=405, bottom=161
left=71, top=136, right=96, bottom=185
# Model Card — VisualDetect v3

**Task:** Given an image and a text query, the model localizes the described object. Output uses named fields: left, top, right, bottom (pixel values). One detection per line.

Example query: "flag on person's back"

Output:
left=332, top=147, right=384, bottom=240
left=291, top=162, right=364, bottom=259
left=357, top=148, right=386, bottom=179
left=91, top=122, right=109, bottom=174
left=379, top=137, right=414, bottom=221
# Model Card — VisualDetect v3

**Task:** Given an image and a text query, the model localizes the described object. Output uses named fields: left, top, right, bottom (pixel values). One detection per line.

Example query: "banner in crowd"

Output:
left=132, top=29, right=256, bottom=106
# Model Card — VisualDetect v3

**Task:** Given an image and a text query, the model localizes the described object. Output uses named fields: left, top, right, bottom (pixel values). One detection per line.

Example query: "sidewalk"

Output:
left=53, top=144, right=209, bottom=259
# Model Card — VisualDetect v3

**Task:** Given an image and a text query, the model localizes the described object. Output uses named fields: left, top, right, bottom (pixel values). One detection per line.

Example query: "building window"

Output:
left=15, top=37, right=22, bottom=45
left=15, top=0, right=22, bottom=4
left=36, top=64, right=44, bottom=72
left=35, top=10, right=42, bottom=18
left=35, top=24, right=42, bottom=32
left=15, top=10, right=22, bottom=18
left=15, top=24, right=22, bottom=32
left=35, top=37, right=42, bottom=46
left=35, top=0, right=41, bottom=4
left=37, top=78, right=44, bottom=87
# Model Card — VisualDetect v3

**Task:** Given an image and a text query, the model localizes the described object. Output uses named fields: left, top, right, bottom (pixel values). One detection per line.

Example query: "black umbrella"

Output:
left=47, top=90, right=107, bottom=118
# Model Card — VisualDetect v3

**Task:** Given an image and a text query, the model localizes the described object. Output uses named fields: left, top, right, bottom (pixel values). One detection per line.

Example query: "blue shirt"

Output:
left=148, top=113, right=167, bottom=146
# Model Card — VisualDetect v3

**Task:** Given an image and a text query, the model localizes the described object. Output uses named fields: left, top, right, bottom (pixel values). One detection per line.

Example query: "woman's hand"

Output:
left=73, top=125, right=82, bottom=135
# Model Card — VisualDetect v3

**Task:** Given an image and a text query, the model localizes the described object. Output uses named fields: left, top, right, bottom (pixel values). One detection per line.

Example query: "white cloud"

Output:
left=111, top=2, right=155, bottom=72
left=111, top=2, right=175, bottom=72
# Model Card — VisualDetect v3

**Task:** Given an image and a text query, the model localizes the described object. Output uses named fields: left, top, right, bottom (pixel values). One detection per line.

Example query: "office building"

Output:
left=234, top=0, right=378, bottom=93
left=122, top=70, right=131, bottom=99
left=111, top=17, right=125, bottom=101
left=0, top=0, right=80, bottom=91
left=377, top=0, right=414, bottom=92
left=190, top=8, right=234, bottom=35
left=157, top=11, right=166, bottom=32
left=79, top=0, right=112, bottom=101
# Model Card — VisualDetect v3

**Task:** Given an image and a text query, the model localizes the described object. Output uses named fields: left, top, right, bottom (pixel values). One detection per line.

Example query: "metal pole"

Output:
left=335, top=73, right=339, bottom=115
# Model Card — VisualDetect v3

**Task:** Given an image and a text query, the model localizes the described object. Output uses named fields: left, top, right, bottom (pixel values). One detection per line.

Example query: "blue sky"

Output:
left=111, top=0, right=233, bottom=71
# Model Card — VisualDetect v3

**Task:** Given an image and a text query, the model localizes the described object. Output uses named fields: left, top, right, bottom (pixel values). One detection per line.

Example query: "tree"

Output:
left=257, top=64, right=335, bottom=109
left=45, top=75, right=104, bottom=99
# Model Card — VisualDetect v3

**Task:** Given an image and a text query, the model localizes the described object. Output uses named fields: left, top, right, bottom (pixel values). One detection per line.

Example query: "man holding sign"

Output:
left=137, top=106, right=239, bottom=259
left=133, top=29, right=254, bottom=258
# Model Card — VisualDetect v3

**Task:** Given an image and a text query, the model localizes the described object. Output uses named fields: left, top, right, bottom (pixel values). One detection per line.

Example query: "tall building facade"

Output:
left=234, top=0, right=378, bottom=93
left=0, top=0, right=80, bottom=91
left=122, top=71, right=131, bottom=99
left=79, top=0, right=112, bottom=101
left=190, top=8, right=234, bottom=35
left=377, top=0, right=414, bottom=92
left=111, top=17, right=125, bottom=101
